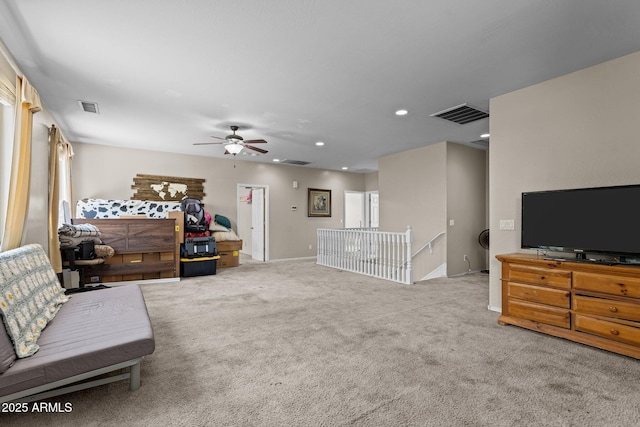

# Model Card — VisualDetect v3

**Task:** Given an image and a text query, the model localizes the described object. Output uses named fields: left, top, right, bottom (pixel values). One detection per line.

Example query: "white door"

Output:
left=344, top=191, right=365, bottom=228
left=251, top=188, right=265, bottom=261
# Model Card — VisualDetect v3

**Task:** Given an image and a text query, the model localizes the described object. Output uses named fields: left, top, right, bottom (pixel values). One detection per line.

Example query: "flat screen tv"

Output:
left=521, top=184, right=640, bottom=261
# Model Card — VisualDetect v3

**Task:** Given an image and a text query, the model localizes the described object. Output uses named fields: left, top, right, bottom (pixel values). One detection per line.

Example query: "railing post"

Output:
left=405, top=225, right=413, bottom=284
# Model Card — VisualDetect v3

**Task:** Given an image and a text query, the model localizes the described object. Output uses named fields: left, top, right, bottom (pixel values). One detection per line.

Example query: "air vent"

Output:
left=280, top=159, right=311, bottom=166
left=430, top=103, right=488, bottom=124
left=468, top=139, right=489, bottom=149
left=78, top=100, right=100, bottom=114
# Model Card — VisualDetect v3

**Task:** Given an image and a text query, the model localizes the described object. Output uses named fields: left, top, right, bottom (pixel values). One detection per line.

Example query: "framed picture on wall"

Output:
left=308, top=188, right=331, bottom=217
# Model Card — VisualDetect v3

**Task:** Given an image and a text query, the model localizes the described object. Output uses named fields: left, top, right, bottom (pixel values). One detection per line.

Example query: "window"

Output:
left=0, top=77, right=16, bottom=241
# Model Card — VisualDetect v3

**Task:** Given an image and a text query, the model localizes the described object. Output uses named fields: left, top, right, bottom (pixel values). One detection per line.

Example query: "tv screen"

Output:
left=521, top=184, right=640, bottom=257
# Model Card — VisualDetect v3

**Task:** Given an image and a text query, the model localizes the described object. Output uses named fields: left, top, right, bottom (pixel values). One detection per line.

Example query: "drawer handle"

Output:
left=609, top=306, right=618, bottom=313
left=610, top=329, right=620, bottom=336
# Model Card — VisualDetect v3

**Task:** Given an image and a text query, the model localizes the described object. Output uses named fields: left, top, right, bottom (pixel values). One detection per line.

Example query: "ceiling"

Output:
left=1, top=1, right=640, bottom=172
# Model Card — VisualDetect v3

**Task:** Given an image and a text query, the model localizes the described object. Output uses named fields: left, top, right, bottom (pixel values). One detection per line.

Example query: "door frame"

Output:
left=236, top=183, right=270, bottom=261
left=365, top=190, right=379, bottom=228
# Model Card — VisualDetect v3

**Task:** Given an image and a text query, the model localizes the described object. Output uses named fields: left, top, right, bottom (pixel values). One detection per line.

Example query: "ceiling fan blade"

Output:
left=193, top=142, right=224, bottom=145
left=210, top=135, right=226, bottom=140
left=243, top=139, right=268, bottom=144
left=245, top=144, right=268, bottom=154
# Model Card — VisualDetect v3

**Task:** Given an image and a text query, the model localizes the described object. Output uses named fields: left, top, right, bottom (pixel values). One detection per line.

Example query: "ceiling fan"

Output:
left=193, top=125, right=268, bottom=156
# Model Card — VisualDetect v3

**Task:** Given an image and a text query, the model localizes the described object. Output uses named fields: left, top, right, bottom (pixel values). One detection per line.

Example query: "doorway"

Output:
left=344, top=190, right=379, bottom=229
left=236, top=184, right=270, bottom=261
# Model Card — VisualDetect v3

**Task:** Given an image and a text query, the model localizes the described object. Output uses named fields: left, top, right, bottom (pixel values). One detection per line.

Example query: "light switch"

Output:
left=449, top=219, right=455, bottom=227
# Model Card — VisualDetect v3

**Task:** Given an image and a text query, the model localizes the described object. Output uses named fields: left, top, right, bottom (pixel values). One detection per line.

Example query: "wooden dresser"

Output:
left=72, top=218, right=178, bottom=283
left=497, top=253, right=640, bottom=359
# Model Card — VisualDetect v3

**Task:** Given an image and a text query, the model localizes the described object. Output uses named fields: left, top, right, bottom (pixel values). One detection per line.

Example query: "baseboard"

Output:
left=487, top=305, right=502, bottom=313
left=270, top=256, right=317, bottom=262
left=420, top=263, right=447, bottom=281
left=447, top=269, right=484, bottom=278
left=99, top=277, right=180, bottom=287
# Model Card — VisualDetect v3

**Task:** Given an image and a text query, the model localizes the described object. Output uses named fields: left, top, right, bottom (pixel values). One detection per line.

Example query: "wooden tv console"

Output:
left=497, top=253, right=640, bottom=359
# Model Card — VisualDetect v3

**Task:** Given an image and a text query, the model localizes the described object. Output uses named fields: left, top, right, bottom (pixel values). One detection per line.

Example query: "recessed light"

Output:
left=481, top=133, right=490, bottom=138
left=315, top=141, right=325, bottom=146
left=273, top=159, right=280, bottom=162
left=395, top=109, right=408, bottom=116
left=341, top=167, right=348, bottom=170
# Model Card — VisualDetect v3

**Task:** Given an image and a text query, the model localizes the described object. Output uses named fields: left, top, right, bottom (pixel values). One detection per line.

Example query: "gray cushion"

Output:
left=0, top=322, right=16, bottom=374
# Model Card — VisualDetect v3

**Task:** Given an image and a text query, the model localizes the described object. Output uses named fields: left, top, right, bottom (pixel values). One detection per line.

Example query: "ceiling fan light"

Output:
left=226, top=143, right=243, bottom=155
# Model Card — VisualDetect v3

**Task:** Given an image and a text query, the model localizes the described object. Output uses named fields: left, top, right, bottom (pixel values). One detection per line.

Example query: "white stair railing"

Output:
left=317, top=226, right=413, bottom=284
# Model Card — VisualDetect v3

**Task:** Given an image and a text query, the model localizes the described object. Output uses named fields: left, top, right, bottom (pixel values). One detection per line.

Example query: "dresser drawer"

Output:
left=575, top=314, right=640, bottom=347
left=574, top=272, right=640, bottom=298
left=574, top=295, right=640, bottom=322
left=508, top=265, right=571, bottom=289
left=508, top=282, right=570, bottom=308
left=507, top=299, right=571, bottom=329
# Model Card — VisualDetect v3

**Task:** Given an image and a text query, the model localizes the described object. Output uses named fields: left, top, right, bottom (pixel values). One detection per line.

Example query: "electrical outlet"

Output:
left=464, top=255, right=469, bottom=261
left=308, top=245, right=312, bottom=250
left=499, top=219, right=515, bottom=230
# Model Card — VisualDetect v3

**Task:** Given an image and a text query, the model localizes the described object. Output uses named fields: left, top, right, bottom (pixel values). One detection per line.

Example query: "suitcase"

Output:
left=183, top=236, right=216, bottom=258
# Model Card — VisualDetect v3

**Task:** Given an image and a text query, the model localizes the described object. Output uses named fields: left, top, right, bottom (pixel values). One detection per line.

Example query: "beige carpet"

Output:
left=2, top=257, right=640, bottom=426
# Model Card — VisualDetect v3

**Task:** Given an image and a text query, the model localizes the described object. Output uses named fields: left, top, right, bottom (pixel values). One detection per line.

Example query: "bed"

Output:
left=73, top=199, right=242, bottom=278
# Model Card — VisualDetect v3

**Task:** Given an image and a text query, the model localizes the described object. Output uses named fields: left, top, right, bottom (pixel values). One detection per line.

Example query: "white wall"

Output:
left=489, top=50, right=640, bottom=311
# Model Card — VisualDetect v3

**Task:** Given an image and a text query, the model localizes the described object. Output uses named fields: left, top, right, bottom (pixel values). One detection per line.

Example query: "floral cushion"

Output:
left=0, top=244, right=69, bottom=358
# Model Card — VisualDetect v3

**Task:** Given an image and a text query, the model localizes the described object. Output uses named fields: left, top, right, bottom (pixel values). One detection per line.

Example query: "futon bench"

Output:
left=0, top=244, right=155, bottom=402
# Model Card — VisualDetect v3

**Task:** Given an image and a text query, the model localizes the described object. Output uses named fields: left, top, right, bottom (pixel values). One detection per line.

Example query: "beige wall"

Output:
left=72, top=142, right=366, bottom=260
left=378, top=143, right=448, bottom=280
left=364, top=171, right=378, bottom=192
left=489, top=50, right=640, bottom=311
left=379, top=141, right=487, bottom=280
left=446, top=143, right=488, bottom=275
left=23, top=111, right=57, bottom=249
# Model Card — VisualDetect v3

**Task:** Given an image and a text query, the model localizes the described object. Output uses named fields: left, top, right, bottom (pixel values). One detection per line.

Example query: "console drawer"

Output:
left=507, top=299, right=571, bottom=329
left=574, top=295, right=640, bottom=322
left=574, top=272, right=640, bottom=298
left=508, top=265, right=571, bottom=289
left=508, top=282, right=570, bottom=308
left=575, top=314, right=640, bottom=347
